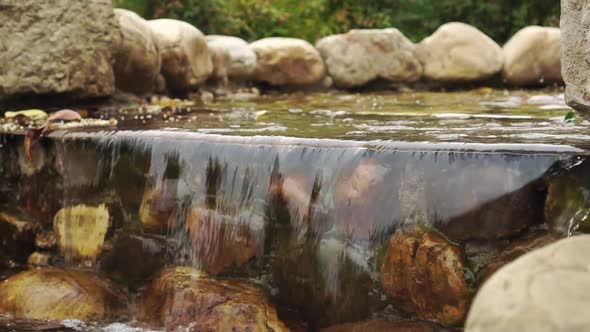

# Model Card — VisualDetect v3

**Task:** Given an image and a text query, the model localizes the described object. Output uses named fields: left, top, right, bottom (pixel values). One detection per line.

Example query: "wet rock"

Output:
left=0, top=0, right=118, bottom=99
left=334, top=159, right=394, bottom=239
left=321, top=319, right=454, bottom=332
left=54, top=143, right=102, bottom=188
left=147, top=19, right=213, bottom=94
left=476, top=231, right=556, bottom=285
left=502, top=26, right=561, bottom=86
left=561, top=0, right=590, bottom=114
left=186, top=206, right=262, bottom=275
left=545, top=159, right=590, bottom=234
left=417, top=22, right=503, bottom=83
left=100, top=232, right=167, bottom=285
left=113, top=9, right=161, bottom=95
left=206, top=35, right=257, bottom=79
left=431, top=164, right=545, bottom=242
left=466, top=235, right=590, bottom=332
left=53, top=204, right=110, bottom=264
left=268, top=173, right=321, bottom=233
left=380, top=228, right=470, bottom=326
left=0, top=268, right=127, bottom=322
left=139, top=180, right=179, bottom=234
left=0, top=212, right=38, bottom=262
left=27, top=252, right=51, bottom=267
left=316, top=29, right=422, bottom=88
left=4, top=110, right=48, bottom=122
left=17, top=139, right=47, bottom=177
left=251, top=37, right=326, bottom=86
left=140, top=267, right=289, bottom=331
left=35, top=231, right=56, bottom=250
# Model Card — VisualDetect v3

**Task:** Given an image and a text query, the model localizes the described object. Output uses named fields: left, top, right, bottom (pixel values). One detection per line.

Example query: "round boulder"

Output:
left=0, top=268, right=127, bottom=322
left=250, top=37, right=325, bottom=86
left=466, top=235, right=590, bottom=332
left=502, top=26, right=561, bottom=86
left=380, top=228, right=471, bottom=326
left=140, top=267, right=289, bottom=331
left=316, top=28, right=422, bottom=87
left=113, top=9, right=161, bottom=95
left=206, top=35, right=257, bottom=79
left=147, top=19, right=213, bottom=94
left=417, top=22, right=503, bottom=82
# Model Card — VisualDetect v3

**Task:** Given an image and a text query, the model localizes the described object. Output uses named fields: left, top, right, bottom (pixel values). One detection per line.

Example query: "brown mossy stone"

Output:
left=27, top=252, right=51, bottom=267
left=380, top=227, right=471, bottom=326
left=140, top=267, right=289, bottom=332
left=0, top=268, right=127, bottom=322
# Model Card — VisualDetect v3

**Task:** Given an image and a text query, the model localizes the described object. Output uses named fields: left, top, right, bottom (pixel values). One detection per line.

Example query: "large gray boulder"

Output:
left=417, top=22, right=503, bottom=83
left=147, top=19, right=212, bottom=94
left=113, top=9, right=161, bottom=95
left=466, top=235, right=590, bottom=332
left=503, top=26, right=561, bottom=86
left=561, top=0, right=590, bottom=113
left=250, top=37, right=326, bottom=86
left=0, top=0, right=119, bottom=99
left=206, top=35, right=257, bottom=80
left=316, top=29, right=422, bottom=88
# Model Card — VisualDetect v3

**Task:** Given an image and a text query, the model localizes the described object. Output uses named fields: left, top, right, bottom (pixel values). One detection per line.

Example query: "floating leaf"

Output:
left=5, top=109, right=48, bottom=122
left=564, top=110, right=577, bottom=123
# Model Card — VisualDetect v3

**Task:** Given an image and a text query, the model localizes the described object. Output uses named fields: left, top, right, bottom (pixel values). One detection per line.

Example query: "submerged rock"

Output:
left=0, top=0, right=119, bottom=99
left=0, top=268, right=127, bottom=322
left=251, top=37, right=326, bottom=86
left=140, top=267, right=289, bottom=332
left=0, top=212, right=38, bottom=262
left=321, top=319, right=454, bottom=332
left=186, top=206, right=262, bottom=275
left=561, top=0, right=590, bottom=114
left=316, top=29, right=422, bottom=88
left=113, top=9, right=161, bottom=95
left=147, top=19, right=213, bottom=94
left=502, top=26, right=561, bottom=86
left=380, top=228, right=470, bottom=326
left=139, top=180, right=179, bottom=234
left=53, top=204, right=110, bottom=264
left=466, top=235, right=590, bottom=332
left=417, top=22, right=503, bottom=83
left=476, top=231, right=556, bottom=285
left=206, top=35, right=258, bottom=79
left=27, top=251, right=51, bottom=267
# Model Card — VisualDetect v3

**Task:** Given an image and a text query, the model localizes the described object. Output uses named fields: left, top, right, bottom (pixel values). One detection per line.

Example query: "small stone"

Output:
left=34, top=231, right=56, bottom=250
left=53, top=204, right=110, bottom=263
left=27, top=252, right=51, bottom=267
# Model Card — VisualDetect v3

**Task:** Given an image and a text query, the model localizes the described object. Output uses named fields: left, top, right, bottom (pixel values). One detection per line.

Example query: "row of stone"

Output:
left=114, top=8, right=562, bottom=95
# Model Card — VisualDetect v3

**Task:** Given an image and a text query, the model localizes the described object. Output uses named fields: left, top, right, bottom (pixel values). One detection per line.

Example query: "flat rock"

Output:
left=113, top=9, right=161, bottom=95
left=503, top=26, right=561, bottom=86
left=140, top=267, right=289, bottom=332
left=466, top=235, right=590, bottom=332
left=0, top=0, right=118, bottom=99
left=316, top=29, right=422, bottom=87
left=250, top=37, right=326, bottom=86
left=417, top=22, right=503, bottom=82
left=0, top=268, right=127, bottom=322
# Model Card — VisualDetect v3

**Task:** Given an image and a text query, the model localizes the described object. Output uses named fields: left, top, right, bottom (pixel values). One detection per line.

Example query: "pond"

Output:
left=0, top=89, right=588, bottom=331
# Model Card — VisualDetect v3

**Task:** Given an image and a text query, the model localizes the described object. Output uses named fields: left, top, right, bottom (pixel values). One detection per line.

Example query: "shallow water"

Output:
left=0, top=89, right=588, bottom=331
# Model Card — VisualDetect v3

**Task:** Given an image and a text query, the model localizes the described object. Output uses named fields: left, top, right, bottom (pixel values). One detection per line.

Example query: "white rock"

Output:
left=417, top=22, right=503, bottom=82
left=206, top=35, right=257, bottom=79
left=113, top=9, right=161, bottom=95
left=503, top=26, right=561, bottom=86
left=250, top=37, right=325, bottom=86
left=466, top=235, right=590, bottom=332
left=147, top=19, right=212, bottom=94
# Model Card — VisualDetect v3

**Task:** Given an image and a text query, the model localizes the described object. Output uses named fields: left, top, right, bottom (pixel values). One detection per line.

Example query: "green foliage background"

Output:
left=114, top=0, right=560, bottom=43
